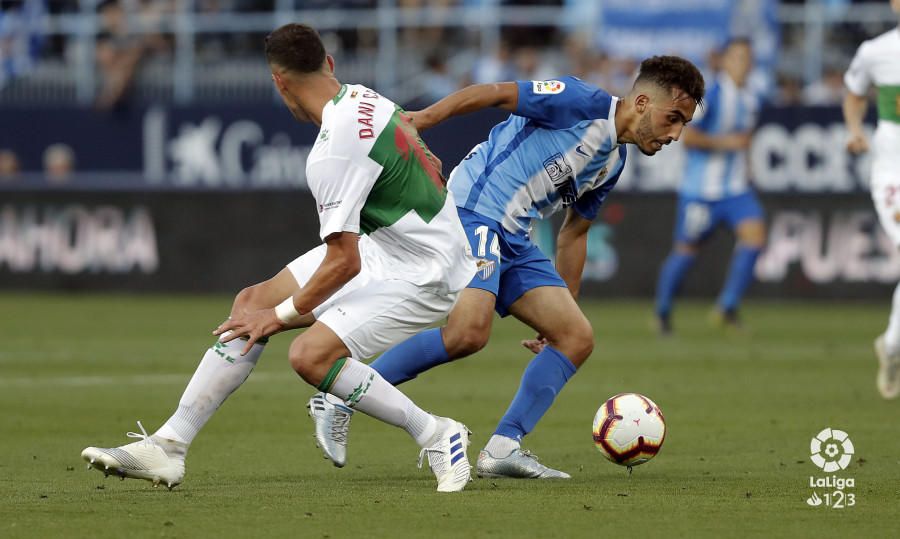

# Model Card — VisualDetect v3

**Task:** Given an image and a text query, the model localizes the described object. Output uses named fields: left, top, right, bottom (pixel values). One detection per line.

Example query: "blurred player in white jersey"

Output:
left=843, top=0, right=900, bottom=399
left=81, top=23, right=476, bottom=492
left=654, top=38, right=766, bottom=335
left=309, top=57, right=705, bottom=478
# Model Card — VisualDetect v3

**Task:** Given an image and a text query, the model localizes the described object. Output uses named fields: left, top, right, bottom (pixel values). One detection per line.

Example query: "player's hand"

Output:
left=521, top=333, right=549, bottom=354
left=846, top=133, right=869, bottom=155
left=213, top=309, right=284, bottom=355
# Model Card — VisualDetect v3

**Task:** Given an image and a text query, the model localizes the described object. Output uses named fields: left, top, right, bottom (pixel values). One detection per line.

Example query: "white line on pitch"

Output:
left=0, top=371, right=288, bottom=388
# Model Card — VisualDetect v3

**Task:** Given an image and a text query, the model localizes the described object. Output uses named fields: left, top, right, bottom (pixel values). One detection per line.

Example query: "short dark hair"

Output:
left=634, top=55, right=705, bottom=107
left=265, top=23, right=326, bottom=74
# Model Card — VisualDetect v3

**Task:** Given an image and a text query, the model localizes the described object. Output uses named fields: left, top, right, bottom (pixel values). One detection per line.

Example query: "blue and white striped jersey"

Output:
left=681, top=72, right=760, bottom=200
left=447, top=76, right=627, bottom=234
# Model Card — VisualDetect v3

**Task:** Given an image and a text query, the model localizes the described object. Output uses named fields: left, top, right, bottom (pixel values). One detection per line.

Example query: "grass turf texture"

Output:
left=1, top=293, right=898, bottom=538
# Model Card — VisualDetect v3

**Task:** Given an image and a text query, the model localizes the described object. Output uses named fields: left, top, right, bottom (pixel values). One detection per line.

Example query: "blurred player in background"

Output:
left=654, top=38, right=765, bottom=335
left=82, top=23, right=476, bottom=492
left=843, top=0, right=900, bottom=400
left=310, top=58, right=705, bottom=479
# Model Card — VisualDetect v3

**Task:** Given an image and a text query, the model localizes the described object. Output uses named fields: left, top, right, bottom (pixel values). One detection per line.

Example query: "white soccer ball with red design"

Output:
left=592, top=393, right=666, bottom=467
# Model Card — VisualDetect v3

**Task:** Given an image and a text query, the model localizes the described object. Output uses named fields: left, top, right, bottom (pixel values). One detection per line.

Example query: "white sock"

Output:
left=484, top=434, right=520, bottom=458
left=885, top=281, right=900, bottom=355
left=326, top=358, right=437, bottom=446
left=154, top=336, right=264, bottom=447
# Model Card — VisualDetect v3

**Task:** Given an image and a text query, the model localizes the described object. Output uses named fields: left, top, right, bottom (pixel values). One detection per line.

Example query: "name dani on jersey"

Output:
left=356, top=89, right=380, bottom=139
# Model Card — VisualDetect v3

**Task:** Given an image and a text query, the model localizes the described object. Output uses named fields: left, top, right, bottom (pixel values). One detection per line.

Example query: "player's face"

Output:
left=634, top=90, right=696, bottom=156
left=722, top=42, right=753, bottom=85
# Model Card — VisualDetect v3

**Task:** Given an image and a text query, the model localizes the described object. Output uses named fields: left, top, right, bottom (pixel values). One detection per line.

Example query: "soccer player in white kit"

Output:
left=843, top=0, right=900, bottom=399
left=81, top=23, right=477, bottom=492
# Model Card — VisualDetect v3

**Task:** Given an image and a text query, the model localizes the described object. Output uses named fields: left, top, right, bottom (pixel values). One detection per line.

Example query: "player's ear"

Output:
left=634, top=93, right=650, bottom=114
left=324, top=55, right=335, bottom=74
left=272, top=71, right=286, bottom=91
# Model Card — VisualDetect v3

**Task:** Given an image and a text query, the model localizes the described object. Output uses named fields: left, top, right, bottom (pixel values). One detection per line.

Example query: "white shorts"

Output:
left=285, top=243, right=457, bottom=360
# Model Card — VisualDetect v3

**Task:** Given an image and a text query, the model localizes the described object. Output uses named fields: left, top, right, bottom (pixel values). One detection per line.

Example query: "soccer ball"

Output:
left=592, top=393, right=666, bottom=467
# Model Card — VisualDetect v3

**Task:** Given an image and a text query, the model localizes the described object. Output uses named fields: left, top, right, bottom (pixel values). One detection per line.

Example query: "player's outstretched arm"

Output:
left=842, top=92, right=870, bottom=154
left=409, top=82, right=518, bottom=131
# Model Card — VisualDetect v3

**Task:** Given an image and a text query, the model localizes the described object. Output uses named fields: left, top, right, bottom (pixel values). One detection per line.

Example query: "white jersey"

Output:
left=305, top=84, right=475, bottom=293
left=844, top=27, right=900, bottom=151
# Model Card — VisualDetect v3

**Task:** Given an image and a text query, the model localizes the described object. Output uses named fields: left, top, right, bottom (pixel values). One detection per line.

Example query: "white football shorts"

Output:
left=285, top=240, right=457, bottom=360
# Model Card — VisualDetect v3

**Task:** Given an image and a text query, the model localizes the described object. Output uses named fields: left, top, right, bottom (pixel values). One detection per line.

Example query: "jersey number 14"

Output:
left=474, top=226, right=501, bottom=259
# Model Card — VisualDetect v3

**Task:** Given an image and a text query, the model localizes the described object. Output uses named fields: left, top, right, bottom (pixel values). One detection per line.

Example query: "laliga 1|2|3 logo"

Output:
left=805, top=427, right=856, bottom=509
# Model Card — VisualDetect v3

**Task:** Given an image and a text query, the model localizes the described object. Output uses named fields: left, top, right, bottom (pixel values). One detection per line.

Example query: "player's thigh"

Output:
left=870, top=172, right=900, bottom=247
left=507, top=285, right=593, bottom=364
left=316, top=280, right=457, bottom=361
left=674, top=198, right=716, bottom=246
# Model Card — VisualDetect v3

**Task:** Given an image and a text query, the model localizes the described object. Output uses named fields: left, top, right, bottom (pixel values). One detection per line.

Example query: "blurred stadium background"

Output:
left=0, top=0, right=897, bottom=300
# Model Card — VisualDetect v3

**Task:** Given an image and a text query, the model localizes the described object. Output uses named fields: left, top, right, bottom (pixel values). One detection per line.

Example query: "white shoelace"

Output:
left=330, top=409, right=351, bottom=444
left=125, top=421, right=152, bottom=445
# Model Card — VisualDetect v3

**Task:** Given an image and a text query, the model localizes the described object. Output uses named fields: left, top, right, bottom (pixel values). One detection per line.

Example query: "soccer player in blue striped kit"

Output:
left=654, top=38, right=766, bottom=335
left=308, top=56, right=705, bottom=478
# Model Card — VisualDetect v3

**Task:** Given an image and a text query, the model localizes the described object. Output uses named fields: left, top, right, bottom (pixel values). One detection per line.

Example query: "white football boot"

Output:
left=307, top=392, right=354, bottom=467
left=81, top=421, right=186, bottom=489
left=874, top=334, right=900, bottom=399
left=417, top=417, right=472, bottom=492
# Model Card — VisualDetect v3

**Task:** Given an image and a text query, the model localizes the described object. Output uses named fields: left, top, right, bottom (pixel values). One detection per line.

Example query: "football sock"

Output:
left=322, top=358, right=437, bottom=446
left=717, top=245, right=761, bottom=313
left=655, top=251, right=695, bottom=318
left=494, top=346, right=577, bottom=440
left=484, top=434, right=520, bottom=459
left=154, top=335, right=264, bottom=448
left=884, top=281, right=900, bottom=355
left=369, top=328, right=450, bottom=385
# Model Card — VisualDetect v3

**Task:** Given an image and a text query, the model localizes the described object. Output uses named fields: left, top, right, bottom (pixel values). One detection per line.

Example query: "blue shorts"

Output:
left=674, top=191, right=764, bottom=244
left=456, top=207, right=566, bottom=317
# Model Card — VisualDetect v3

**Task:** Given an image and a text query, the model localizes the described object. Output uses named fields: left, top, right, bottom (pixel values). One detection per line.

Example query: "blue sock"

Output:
left=494, top=346, right=577, bottom=440
left=718, top=245, right=761, bottom=312
left=655, top=251, right=696, bottom=318
left=368, top=328, right=450, bottom=385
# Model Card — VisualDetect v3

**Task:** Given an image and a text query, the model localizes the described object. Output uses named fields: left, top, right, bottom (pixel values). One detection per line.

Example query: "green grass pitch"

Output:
left=1, top=293, right=898, bottom=538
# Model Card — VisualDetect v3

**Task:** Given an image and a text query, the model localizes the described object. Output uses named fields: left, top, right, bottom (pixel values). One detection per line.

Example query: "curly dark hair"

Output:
left=634, top=55, right=705, bottom=107
left=265, top=23, right=326, bottom=74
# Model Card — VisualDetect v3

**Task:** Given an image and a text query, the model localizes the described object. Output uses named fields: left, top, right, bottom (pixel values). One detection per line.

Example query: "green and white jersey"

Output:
left=845, top=28, right=900, bottom=135
left=306, top=84, right=475, bottom=292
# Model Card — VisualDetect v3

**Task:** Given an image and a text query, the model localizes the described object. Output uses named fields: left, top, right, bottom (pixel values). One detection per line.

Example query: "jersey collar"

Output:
left=608, top=96, right=620, bottom=149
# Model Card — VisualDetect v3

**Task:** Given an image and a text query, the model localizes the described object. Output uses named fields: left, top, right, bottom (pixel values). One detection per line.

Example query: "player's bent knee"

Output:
left=232, top=284, right=263, bottom=313
left=288, top=341, right=317, bottom=382
left=551, top=319, right=594, bottom=366
left=444, top=325, right=490, bottom=358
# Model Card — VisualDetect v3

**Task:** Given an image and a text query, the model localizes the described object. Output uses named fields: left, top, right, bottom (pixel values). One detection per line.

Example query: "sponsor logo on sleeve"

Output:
left=318, top=200, right=342, bottom=213
left=532, top=80, right=566, bottom=95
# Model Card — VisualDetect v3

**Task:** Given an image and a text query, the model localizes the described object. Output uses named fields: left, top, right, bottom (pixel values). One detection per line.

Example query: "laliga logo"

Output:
left=810, top=427, right=854, bottom=472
